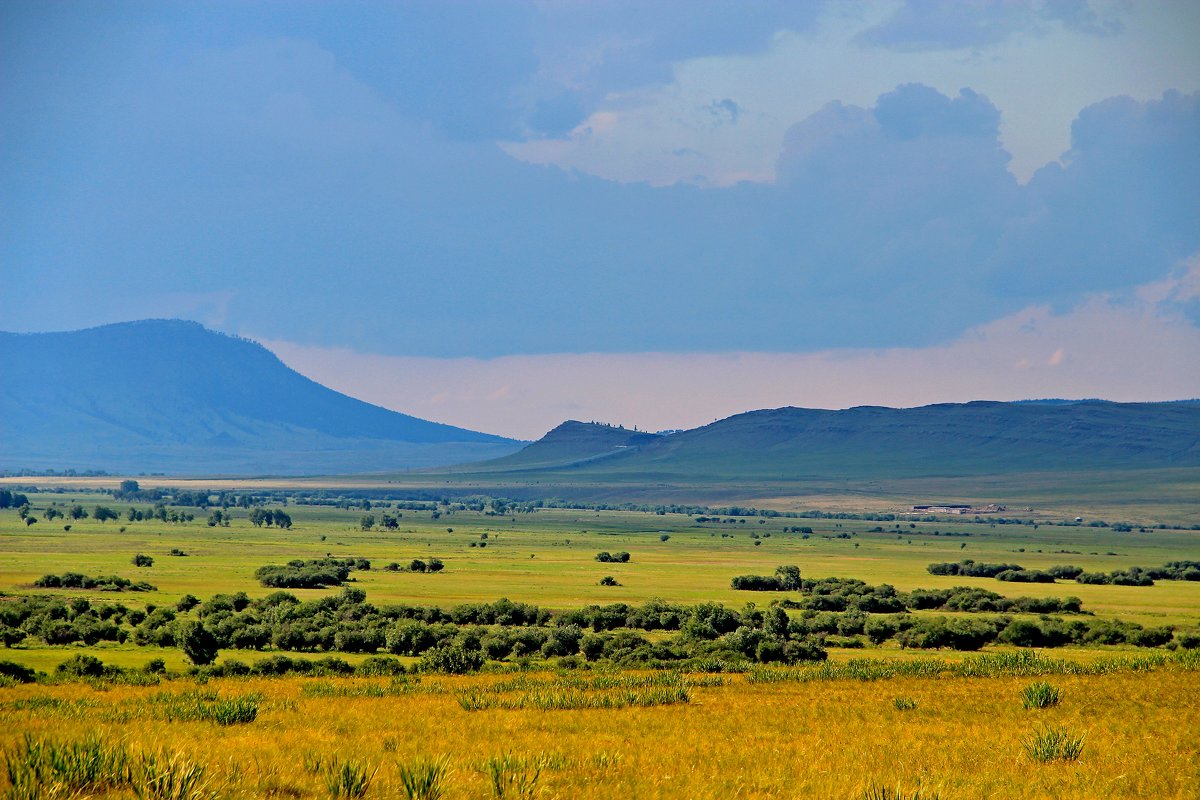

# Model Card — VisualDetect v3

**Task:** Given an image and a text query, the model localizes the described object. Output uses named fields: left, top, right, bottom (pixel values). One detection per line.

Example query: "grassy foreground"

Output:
left=2, top=657, right=1197, bottom=799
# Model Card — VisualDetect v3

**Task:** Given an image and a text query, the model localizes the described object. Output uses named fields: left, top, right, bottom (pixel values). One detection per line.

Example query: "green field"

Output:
left=3, top=490, right=1199, bottom=631
left=3, top=486, right=1200, bottom=800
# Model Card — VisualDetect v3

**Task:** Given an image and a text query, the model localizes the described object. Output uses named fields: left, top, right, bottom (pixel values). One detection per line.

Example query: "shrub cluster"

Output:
left=594, top=552, right=631, bottom=563
left=0, top=596, right=141, bottom=647
left=733, top=571, right=1082, bottom=615
left=32, top=573, right=156, bottom=592
left=928, top=559, right=1025, bottom=578
left=730, top=565, right=802, bottom=592
left=254, top=557, right=370, bottom=588
left=930, top=559, right=1200, bottom=587
left=125, top=589, right=828, bottom=668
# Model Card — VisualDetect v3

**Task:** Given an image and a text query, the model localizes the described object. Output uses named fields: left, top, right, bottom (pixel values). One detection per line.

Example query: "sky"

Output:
left=2, top=0, right=1198, bottom=439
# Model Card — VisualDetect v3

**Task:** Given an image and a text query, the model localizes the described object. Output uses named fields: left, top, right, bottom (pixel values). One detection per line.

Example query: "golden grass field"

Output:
left=1, top=662, right=1198, bottom=799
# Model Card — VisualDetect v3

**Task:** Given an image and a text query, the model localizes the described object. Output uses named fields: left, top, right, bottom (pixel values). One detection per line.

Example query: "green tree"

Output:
left=178, top=620, right=219, bottom=666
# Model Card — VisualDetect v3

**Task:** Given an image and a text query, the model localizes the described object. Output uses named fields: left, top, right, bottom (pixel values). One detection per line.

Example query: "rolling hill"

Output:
left=466, top=401, right=1200, bottom=482
left=0, top=320, right=521, bottom=475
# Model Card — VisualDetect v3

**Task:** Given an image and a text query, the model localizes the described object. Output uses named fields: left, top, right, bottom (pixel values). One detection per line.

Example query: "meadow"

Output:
left=2, top=488, right=1199, bottom=798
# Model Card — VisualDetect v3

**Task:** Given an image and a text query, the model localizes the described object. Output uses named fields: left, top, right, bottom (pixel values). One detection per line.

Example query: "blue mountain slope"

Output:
left=0, top=320, right=521, bottom=475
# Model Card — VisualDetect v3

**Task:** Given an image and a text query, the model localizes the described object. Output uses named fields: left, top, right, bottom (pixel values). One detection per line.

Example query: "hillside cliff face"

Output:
left=0, top=320, right=521, bottom=475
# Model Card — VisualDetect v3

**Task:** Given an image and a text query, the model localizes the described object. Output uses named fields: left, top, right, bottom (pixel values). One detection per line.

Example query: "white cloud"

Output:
left=503, top=2, right=1200, bottom=185
left=257, top=259, right=1200, bottom=440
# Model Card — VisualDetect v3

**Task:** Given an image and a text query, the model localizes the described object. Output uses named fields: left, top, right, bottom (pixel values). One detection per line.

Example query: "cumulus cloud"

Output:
left=988, top=89, right=1200, bottom=298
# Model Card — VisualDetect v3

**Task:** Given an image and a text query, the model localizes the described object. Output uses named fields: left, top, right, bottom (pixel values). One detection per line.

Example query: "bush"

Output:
left=599, top=576, right=620, bottom=586
left=56, top=654, right=107, bottom=678
left=176, top=594, right=201, bottom=612
left=254, top=558, right=362, bottom=588
left=595, top=552, right=631, bottom=563
left=131, top=554, right=154, bottom=568
left=356, top=656, right=407, bottom=676
left=896, top=618, right=996, bottom=651
left=0, top=660, right=37, bottom=683
left=996, top=569, right=1056, bottom=584
left=419, top=643, right=484, bottom=674
left=927, top=559, right=1023, bottom=578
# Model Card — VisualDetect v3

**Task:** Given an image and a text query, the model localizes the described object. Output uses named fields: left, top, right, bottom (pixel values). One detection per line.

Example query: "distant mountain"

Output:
left=469, top=401, right=1200, bottom=481
left=0, top=320, right=521, bottom=475
left=474, top=421, right=661, bottom=471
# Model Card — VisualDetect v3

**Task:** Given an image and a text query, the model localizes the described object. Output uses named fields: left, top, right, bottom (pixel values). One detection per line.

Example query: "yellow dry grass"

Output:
left=2, top=667, right=1197, bottom=799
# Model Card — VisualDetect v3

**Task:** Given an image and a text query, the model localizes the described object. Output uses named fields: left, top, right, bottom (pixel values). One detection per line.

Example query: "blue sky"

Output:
left=2, top=1, right=1198, bottom=436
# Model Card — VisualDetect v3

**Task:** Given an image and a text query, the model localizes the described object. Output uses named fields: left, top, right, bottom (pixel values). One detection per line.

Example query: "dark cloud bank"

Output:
left=1, top=4, right=1196, bottom=357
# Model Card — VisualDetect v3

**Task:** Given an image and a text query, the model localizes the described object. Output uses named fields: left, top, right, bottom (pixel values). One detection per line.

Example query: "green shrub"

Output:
left=1021, top=682, right=1061, bottom=709
left=55, top=654, right=107, bottom=679
left=0, top=661, right=37, bottom=683
left=419, top=644, right=484, bottom=674
left=356, top=656, right=407, bottom=676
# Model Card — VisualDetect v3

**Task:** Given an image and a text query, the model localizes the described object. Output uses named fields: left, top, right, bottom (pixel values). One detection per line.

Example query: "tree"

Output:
left=178, top=620, right=219, bottom=666
left=409, top=559, right=427, bottom=573
left=92, top=506, right=119, bottom=522
left=69, top=505, right=88, bottom=520
left=176, top=594, right=201, bottom=612
left=131, top=553, right=154, bottom=568
left=360, top=514, right=376, bottom=531
left=774, top=565, right=802, bottom=591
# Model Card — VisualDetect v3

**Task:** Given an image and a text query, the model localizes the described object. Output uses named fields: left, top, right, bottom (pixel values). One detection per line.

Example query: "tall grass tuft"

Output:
left=482, top=754, right=541, bottom=799
left=3, top=734, right=133, bottom=800
left=892, top=697, right=919, bottom=711
left=321, top=757, right=376, bottom=800
left=1021, top=681, right=1062, bottom=709
left=148, top=690, right=259, bottom=725
left=1023, top=725, right=1086, bottom=762
left=134, top=751, right=213, bottom=800
left=396, top=756, right=451, bottom=800
left=861, top=784, right=939, bottom=800
left=2, top=736, right=210, bottom=800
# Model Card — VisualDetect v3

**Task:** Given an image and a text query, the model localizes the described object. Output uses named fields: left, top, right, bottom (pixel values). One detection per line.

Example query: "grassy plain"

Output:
left=2, top=493, right=1199, bottom=630
left=2, top=489, right=1199, bottom=799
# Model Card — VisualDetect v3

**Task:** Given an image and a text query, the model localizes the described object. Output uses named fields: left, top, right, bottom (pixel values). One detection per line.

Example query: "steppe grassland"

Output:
left=1, top=667, right=1198, bottom=799
left=2, top=493, right=1199, bottom=626
left=2, top=492, right=1200, bottom=798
